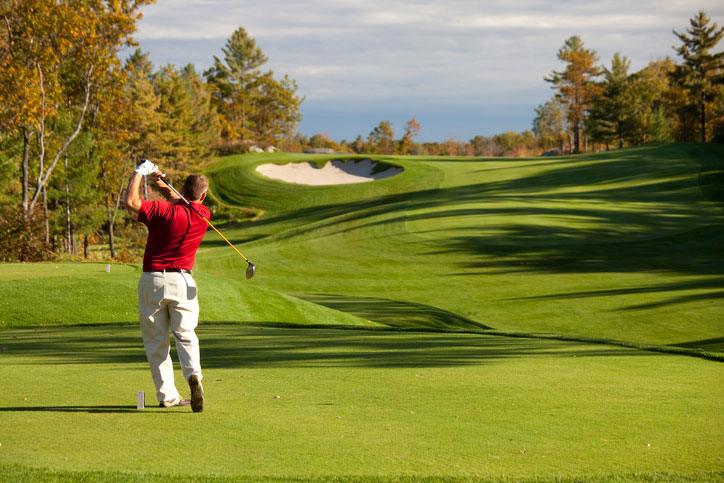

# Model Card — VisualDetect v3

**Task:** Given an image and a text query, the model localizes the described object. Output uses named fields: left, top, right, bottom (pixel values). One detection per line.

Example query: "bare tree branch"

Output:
left=28, top=65, right=94, bottom=212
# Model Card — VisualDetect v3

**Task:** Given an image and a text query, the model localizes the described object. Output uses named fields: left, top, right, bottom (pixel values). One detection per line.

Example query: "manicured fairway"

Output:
left=201, top=144, right=724, bottom=349
left=1, top=325, right=723, bottom=481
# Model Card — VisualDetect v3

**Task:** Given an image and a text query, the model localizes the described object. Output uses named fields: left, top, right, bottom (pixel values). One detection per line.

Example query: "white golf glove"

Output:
left=134, top=159, right=158, bottom=176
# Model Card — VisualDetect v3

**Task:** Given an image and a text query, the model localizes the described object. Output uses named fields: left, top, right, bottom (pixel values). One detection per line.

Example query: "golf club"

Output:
left=157, top=174, right=256, bottom=279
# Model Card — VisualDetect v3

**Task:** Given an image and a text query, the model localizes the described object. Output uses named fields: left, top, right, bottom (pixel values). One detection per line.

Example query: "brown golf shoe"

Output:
left=188, top=375, right=204, bottom=413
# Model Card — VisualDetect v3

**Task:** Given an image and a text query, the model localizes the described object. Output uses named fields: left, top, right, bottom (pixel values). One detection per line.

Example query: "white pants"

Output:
left=137, top=271, right=203, bottom=403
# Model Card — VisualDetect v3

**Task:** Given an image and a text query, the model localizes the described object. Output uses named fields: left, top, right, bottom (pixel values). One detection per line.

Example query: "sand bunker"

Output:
left=256, top=159, right=403, bottom=186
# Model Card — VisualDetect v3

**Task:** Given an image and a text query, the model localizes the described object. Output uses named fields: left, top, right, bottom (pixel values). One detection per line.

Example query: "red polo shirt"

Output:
left=138, top=199, right=210, bottom=272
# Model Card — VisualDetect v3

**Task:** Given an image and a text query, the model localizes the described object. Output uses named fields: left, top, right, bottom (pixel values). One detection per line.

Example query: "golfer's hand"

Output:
left=134, top=159, right=158, bottom=176
left=149, top=170, right=166, bottom=184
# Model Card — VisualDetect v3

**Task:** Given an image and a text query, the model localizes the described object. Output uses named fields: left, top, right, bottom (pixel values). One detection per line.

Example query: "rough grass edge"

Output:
left=1, top=464, right=722, bottom=482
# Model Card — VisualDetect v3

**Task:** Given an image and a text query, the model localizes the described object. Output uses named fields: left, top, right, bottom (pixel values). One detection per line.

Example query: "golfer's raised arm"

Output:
left=123, top=172, right=143, bottom=216
left=124, top=160, right=158, bottom=216
left=150, top=171, right=181, bottom=202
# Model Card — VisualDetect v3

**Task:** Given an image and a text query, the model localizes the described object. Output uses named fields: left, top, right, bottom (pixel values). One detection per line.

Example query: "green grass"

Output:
left=201, top=144, right=724, bottom=350
left=2, top=143, right=724, bottom=480
left=0, top=262, right=370, bottom=329
left=1, top=325, right=723, bottom=481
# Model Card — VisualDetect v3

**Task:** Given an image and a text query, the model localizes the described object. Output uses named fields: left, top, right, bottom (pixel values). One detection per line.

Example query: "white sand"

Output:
left=256, top=159, right=403, bottom=186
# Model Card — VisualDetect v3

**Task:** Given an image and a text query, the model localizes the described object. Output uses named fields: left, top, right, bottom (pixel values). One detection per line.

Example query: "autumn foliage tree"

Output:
left=368, top=121, right=395, bottom=154
left=545, top=35, right=603, bottom=153
left=2, top=6, right=723, bottom=262
left=533, top=97, right=568, bottom=152
left=399, top=118, right=421, bottom=155
left=0, top=4, right=308, bottom=262
left=0, top=0, right=152, bottom=239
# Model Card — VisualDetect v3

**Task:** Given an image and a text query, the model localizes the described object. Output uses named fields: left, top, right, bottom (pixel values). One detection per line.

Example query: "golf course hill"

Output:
left=198, top=143, right=724, bottom=356
left=2, top=143, right=723, bottom=357
left=0, top=262, right=370, bottom=328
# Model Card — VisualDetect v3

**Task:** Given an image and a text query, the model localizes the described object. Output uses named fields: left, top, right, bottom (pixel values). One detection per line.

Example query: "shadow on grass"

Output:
left=4, top=332, right=148, bottom=365
left=298, top=294, right=491, bottom=330
left=2, top=325, right=653, bottom=371
left=0, top=405, right=138, bottom=413
left=435, top=223, right=724, bottom=276
left=504, top=273, right=724, bottom=311
left=241, top=146, right=722, bottom=242
left=198, top=326, right=654, bottom=369
left=201, top=233, right=267, bottom=248
left=232, top=145, right=724, bottom=314
left=225, top=145, right=724, bottom=275
left=674, top=336, right=724, bottom=351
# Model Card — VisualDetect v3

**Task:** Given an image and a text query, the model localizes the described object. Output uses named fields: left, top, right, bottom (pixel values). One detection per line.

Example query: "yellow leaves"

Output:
left=0, top=0, right=149, bottom=134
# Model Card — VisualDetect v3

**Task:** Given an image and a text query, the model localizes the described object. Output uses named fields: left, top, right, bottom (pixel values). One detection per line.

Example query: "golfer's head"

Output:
left=182, top=174, right=208, bottom=202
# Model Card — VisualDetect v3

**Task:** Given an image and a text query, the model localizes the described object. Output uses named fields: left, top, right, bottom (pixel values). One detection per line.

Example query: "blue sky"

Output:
left=133, top=1, right=724, bottom=142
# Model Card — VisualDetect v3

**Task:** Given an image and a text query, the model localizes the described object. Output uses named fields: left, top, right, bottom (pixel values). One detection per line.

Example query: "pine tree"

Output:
left=205, top=27, right=302, bottom=145
left=181, top=64, right=222, bottom=162
left=122, top=50, right=163, bottom=160
left=587, top=53, right=631, bottom=149
left=251, top=73, right=303, bottom=145
left=671, top=10, right=724, bottom=142
left=155, top=64, right=196, bottom=175
left=205, top=27, right=269, bottom=141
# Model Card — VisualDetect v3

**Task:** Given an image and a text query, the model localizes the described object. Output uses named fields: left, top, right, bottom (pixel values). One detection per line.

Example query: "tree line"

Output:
left=321, top=10, right=723, bottom=157
left=538, top=10, right=724, bottom=154
left=0, top=1, right=302, bottom=262
left=0, top=4, right=722, bottom=263
left=297, top=126, right=541, bottom=157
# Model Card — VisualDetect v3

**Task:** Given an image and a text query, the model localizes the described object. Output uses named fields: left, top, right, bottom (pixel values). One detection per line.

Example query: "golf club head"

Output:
left=246, top=262, right=256, bottom=279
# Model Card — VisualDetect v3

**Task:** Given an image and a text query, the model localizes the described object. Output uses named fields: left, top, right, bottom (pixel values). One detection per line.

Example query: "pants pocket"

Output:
left=184, top=275, right=198, bottom=300
left=186, top=277, right=198, bottom=300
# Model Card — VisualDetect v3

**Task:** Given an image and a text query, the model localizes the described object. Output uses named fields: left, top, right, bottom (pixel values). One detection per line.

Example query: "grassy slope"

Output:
left=0, top=262, right=369, bottom=329
left=201, top=144, right=724, bottom=350
left=1, top=325, right=722, bottom=481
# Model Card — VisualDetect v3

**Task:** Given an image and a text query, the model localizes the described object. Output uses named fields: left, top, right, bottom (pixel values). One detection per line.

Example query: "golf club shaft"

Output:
left=159, top=177, right=251, bottom=263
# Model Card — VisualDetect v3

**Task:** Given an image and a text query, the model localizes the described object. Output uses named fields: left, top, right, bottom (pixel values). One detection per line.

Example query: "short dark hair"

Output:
left=182, top=174, right=208, bottom=201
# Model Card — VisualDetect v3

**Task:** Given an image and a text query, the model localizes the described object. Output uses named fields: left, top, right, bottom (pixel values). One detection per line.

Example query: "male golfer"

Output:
left=124, top=160, right=207, bottom=412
